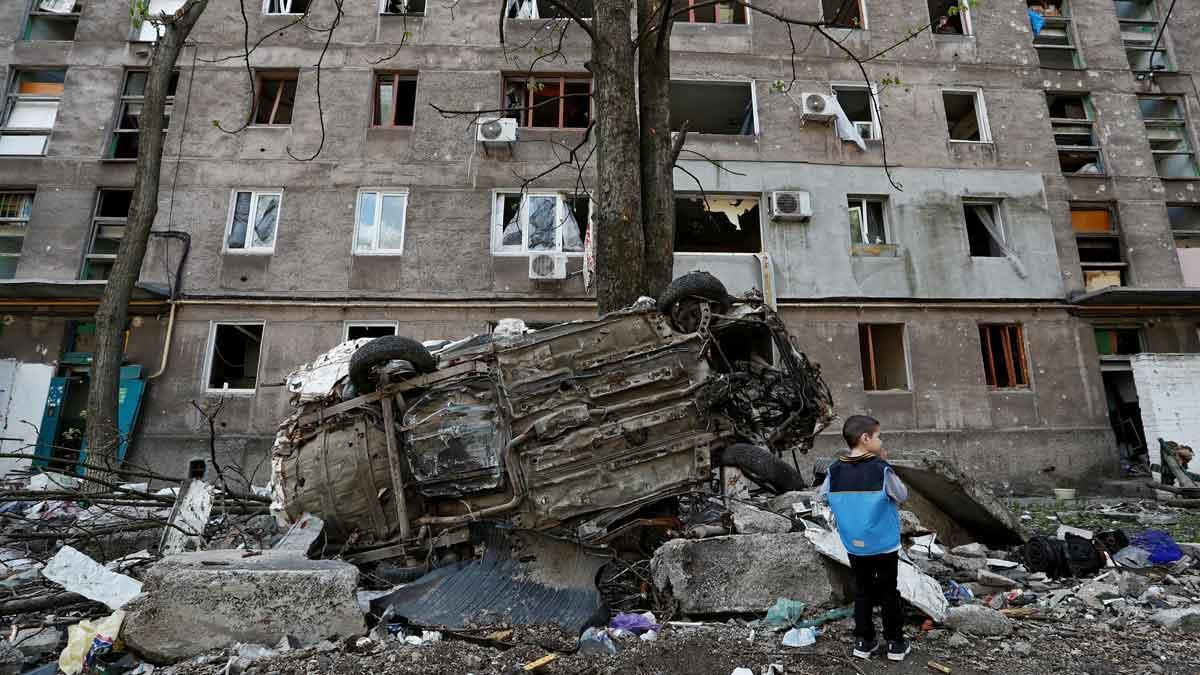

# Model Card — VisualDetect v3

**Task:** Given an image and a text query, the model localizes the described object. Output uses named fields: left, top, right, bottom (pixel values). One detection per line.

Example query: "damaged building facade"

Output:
left=0, top=0, right=1198, bottom=491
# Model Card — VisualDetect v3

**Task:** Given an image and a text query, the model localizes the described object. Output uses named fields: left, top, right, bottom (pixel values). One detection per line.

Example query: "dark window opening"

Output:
left=506, top=0, right=594, bottom=19
left=1077, top=237, right=1122, bottom=264
left=670, top=81, right=755, bottom=135
left=943, top=91, right=984, bottom=141
left=859, top=324, right=908, bottom=391
left=835, top=87, right=876, bottom=139
left=1095, top=327, right=1141, bottom=356
left=347, top=324, right=398, bottom=341
left=503, top=76, right=592, bottom=129
left=1048, top=93, right=1102, bottom=174
left=963, top=202, right=1005, bottom=257
left=1168, top=205, right=1200, bottom=234
left=823, top=0, right=863, bottom=28
left=374, top=74, right=417, bottom=127
left=266, top=0, right=310, bottom=13
left=83, top=189, right=131, bottom=280
left=254, top=73, right=298, bottom=126
left=108, top=70, right=179, bottom=159
left=1072, top=206, right=1125, bottom=290
left=675, top=196, right=761, bottom=253
left=383, top=0, right=426, bottom=14
left=929, top=0, right=969, bottom=34
left=674, top=0, right=745, bottom=23
left=25, top=1, right=81, bottom=41
left=980, top=324, right=1029, bottom=388
left=207, top=324, right=263, bottom=391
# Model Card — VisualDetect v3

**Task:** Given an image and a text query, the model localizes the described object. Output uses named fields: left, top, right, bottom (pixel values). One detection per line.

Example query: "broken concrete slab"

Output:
left=122, top=550, right=363, bottom=664
left=730, top=502, right=792, bottom=534
left=977, top=570, right=1019, bottom=589
left=766, top=491, right=815, bottom=515
left=943, top=605, right=1012, bottom=636
left=900, top=510, right=929, bottom=536
left=273, top=512, right=325, bottom=554
left=951, top=543, right=988, bottom=558
left=1151, top=608, right=1200, bottom=633
left=941, top=553, right=987, bottom=573
left=159, top=479, right=213, bottom=555
left=651, top=533, right=836, bottom=615
left=888, top=450, right=1024, bottom=548
left=43, top=546, right=143, bottom=610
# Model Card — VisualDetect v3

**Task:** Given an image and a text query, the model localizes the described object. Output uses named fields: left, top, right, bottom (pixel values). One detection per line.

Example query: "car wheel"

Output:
left=713, top=443, right=807, bottom=494
left=657, top=271, right=732, bottom=333
left=349, top=335, right=437, bottom=394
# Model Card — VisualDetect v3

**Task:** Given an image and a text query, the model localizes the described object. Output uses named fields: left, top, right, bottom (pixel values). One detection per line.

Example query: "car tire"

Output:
left=656, top=271, right=732, bottom=332
left=349, top=335, right=437, bottom=394
left=713, top=443, right=807, bottom=494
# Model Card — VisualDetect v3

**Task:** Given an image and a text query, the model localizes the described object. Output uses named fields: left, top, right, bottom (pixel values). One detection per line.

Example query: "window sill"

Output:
left=354, top=251, right=405, bottom=256
left=368, top=125, right=414, bottom=131
left=223, top=249, right=274, bottom=256
left=380, top=13, right=425, bottom=17
left=948, top=140, right=994, bottom=146
left=246, top=125, right=292, bottom=130
left=1158, top=176, right=1200, bottom=182
left=933, top=33, right=974, bottom=40
left=205, top=388, right=256, bottom=397
left=0, top=154, right=49, bottom=159
left=851, top=244, right=900, bottom=257
left=493, top=251, right=584, bottom=257
left=865, top=388, right=911, bottom=395
left=1064, top=172, right=1108, bottom=179
left=987, top=387, right=1033, bottom=393
left=970, top=256, right=1007, bottom=260
left=99, top=157, right=137, bottom=163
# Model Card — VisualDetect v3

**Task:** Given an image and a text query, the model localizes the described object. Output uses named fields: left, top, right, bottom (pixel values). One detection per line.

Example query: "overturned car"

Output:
left=270, top=272, right=833, bottom=571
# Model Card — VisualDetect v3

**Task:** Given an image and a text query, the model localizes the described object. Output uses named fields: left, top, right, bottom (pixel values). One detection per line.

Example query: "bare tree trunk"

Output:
left=591, top=0, right=645, bottom=314
left=85, top=0, right=208, bottom=490
left=636, top=0, right=675, bottom=300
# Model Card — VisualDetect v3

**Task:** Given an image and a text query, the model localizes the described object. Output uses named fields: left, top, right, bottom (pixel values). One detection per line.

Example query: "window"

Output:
left=670, top=81, right=756, bottom=135
left=381, top=0, right=426, bottom=14
left=859, top=324, right=908, bottom=391
left=503, top=76, right=591, bottom=129
left=1047, top=93, right=1102, bottom=174
left=823, top=0, right=864, bottom=28
left=675, top=195, right=761, bottom=253
left=942, top=90, right=989, bottom=142
left=833, top=85, right=879, bottom=140
left=345, top=322, right=399, bottom=341
left=24, top=0, right=80, bottom=41
left=205, top=323, right=264, bottom=393
left=1137, top=96, right=1198, bottom=178
left=0, top=193, right=33, bottom=279
left=225, top=190, right=281, bottom=253
left=264, top=0, right=310, bottom=14
left=929, top=0, right=971, bottom=36
left=1114, top=0, right=1170, bottom=72
left=979, top=324, right=1029, bottom=389
left=253, top=72, right=298, bottom=126
left=505, top=0, right=594, bottom=19
left=1095, top=327, right=1142, bottom=356
left=133, top=0, right=185, bottom=41
left=674, top=0, right=746, bottom=23
left=355, top=190, right=407, bottom=254
left=1028, top=1, right=1080, bottom=68
left=0, top=69, right=65, bottom=156
left=848, top=196, right=888, bottom=247
left=108, top=70, right=179, bottom=160
left=373, top=74, right=417, bottom=127
left=493, top=192, right=589, bottom=254
left=1168, top=205, right=1200, bottom=288
left=82, top=190, right=131, bottom=280
left=963, top=201, right=1005, bottom=257
left=1071, top=205, right=1125, bottom=291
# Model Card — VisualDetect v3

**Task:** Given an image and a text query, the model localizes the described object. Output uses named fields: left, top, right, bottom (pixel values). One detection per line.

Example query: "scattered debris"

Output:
left=43, top=546, right=143, bottom=610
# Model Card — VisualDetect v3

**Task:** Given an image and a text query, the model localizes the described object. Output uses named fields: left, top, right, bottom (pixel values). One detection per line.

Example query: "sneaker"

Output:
left=886, top=638, right=912, bottom=661
left=852, top=638, right=880, bottom=659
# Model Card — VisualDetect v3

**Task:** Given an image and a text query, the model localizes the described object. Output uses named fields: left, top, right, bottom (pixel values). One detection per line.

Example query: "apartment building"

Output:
left=0, top=0, right=1196, bottom=491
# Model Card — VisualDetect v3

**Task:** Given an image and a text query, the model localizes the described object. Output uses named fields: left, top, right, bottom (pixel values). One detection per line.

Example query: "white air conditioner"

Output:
left=477, top=116, right=518, bottom=145
left=769, top=190, right=812, bottom=221
left=528, top=252, right=568, bottom=280
left=800, top=93, right=837, bottom=122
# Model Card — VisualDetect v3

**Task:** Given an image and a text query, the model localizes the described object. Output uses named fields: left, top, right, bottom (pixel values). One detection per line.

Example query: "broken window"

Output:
left=24, top=0, right=80, bottom=41
left=848, top=196, right=888, bottom=247
left=1029, top=0, right=1080, bottom=68
left=133, top=0, right=185, bottom=42
left=264, top=0, right=310, bottom=14
left=253, top=72, right=298, bottom=126
left=81, top=189, right=131, bottom=280
left=674, top=0, right=746, bottom=24
left=108, top=70, right=179, bottom=160
left=373, top=73, right=417, bottom=127
left=0, top=69, right=65, bottom=156
left=823, top=0, right=864, bottom=28
left=345, top=322, right=398, bottom=341
left=670, top=81, right=756, bottom=135
left=1115, top=0, right=1170, bottom=72
left=1169, top=205, right=1200, bottom=288
left=979, top=324, right=1029, bottom=389
left=1137, top=96, right=1198, bottom=178
left=1071, top=205, right=1126, bottom=291
left=859, top=324, right=908, bottom=391
left=503, top=76, right=591, bottom=129
left=1095, top=327, right=1142, bottom=356
left=0, top=192, right=33, bottom=279
left=675, top=196, right=761, bottom=253
left=493, top=191, right=589, bottom=254
left=1047, top=93, right=1103, bottom=175
left=355, top=190, right=407, bottom=254
left=928, top=0, right=971, bottom=35
left=833, top=85, right=879, bottom=140
left=380, top=0, right=426, bottom=14
left=942, top=90, right=989, bottom=142
left=963, top=201, right=1005, bottom=257
left=505, top=0, right=594, bottom=19
left=206, top=323, right=263, bottom=392
left=225, top=190, right=281, bottom=252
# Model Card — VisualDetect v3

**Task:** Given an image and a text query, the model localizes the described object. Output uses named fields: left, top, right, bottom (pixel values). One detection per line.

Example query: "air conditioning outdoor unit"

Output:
left=769, top=190, right=813, bottom=221
left=528, top=252, right=568, bottom=280
left=477, top=116, right=518, bottom=145
left=800, top=93, right=837, bottom=122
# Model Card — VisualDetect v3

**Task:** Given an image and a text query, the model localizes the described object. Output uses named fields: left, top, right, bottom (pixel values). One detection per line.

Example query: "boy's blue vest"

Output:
left=827, top=455, right=901, bottom=556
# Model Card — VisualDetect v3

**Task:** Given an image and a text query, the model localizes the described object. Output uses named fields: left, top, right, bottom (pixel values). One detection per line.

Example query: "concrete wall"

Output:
left=1132, top=353, right=1200, bottom=481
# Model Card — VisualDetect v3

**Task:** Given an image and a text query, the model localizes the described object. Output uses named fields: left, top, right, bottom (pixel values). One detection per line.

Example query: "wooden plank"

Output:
left=355, top=417, right=389, bottom=537
left=381, top=397, right=410, bottom=539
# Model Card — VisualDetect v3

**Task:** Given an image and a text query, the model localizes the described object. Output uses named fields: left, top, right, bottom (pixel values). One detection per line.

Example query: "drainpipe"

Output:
left=147, top=231, right=190, bottom=380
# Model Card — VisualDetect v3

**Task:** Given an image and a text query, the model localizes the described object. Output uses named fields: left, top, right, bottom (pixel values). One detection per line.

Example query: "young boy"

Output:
left=819, top=415, right=910, bottom=661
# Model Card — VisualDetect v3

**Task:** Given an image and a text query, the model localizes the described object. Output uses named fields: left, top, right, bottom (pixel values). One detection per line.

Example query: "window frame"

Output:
left=1071, top=203, right=1126, bottom=290
left=263, top=0, right=309, bottom=15
left=0, top=68, right=66, bottom=157
left=343, top=320, right=400, bottom=342
left=372, top=72, right=418, bottom=128
left=962, top=199, right=1007, bottom=257
left=979, top=323, right=1031, bottom=390
left=490, top=190, right=591, bottom=256
left=353, top=188, right=409, bottom=255
left=822, top=0, right=866, bottom=29
left=669, top=79, right=760, bottom=136
left=81, top=189, right=131, bottom=280
left=1137, top=95, right=1198, bottom=178
left=107, top=70, right=178, bottom=161
left=202, top=320, right=266, bottom=395
left=942, top=88, right=992, bottom=144
left=502, top=75, right=593, bottom=130
left=131, top=0, right=185, bottom=42
left=252, top=71, right=299, bottom=127
left=1031, top=0, right=1082, bottom=69
left=1094, top=325, right=1144, bottom=359
left=847, top=195, right=890, bottom=247
left=223, top=189, right=283, bottom=255
left=832, top=82, right=881, bottom=141
left=379, top=0, right=427, bottom=15
left=674, top=193, right=763, bottom=254
left=928, top=0, right=973, bottom=36
left=23, top=0, right=81, bottom=42
left=859, top=323, right=910, bottom=392
left=1048, top=92, right=1104, bottom=175
left=675, top=0, right=749, bottom=24
left=0, top=191, right=34, bottom=280
left=1115, top=0, right=1172, bottom=73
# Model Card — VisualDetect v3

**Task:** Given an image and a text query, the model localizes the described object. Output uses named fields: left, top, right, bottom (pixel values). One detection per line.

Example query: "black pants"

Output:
left=848, top=551, right=903, bottom=642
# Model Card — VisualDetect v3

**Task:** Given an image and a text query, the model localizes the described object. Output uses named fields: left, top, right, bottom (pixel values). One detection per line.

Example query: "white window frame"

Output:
left=491, top=190, right=591, bottom=256
left=0, top=192, right=33, bottom=279
left=928, top=0, right=972, bottom=36
left=132, top=0, right=185, bottom=42
left=963, top=198, right=1007, bottom=256
left=202, top=320, right=265, bottom=395
left=669, top=79, right=759, bottom=136
left=942, top=88, right=991, bottom=144
left=342, top=320, right=400, bottom=342
left=224, top=189, right=282, bottom=255
left=848, top=195, right=890, bottom=246
left=353, top=188, right=408, bottom=255
left=379, top=0, right=426, bottom=14
left=263, top=0, right=308, bottom=15
left=832, top=82, right=881, bottom=140
left=823, top=0, right=867, bottom=30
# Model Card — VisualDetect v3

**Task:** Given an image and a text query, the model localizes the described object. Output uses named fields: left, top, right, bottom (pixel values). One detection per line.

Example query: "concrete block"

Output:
left=943, top=605, right=1013, bottom=636
left=122, top=550, right=364, bottom=664
left=730, top=502, right=792, bottom=534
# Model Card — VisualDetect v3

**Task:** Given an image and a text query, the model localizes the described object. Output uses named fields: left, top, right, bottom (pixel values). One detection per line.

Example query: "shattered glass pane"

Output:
left=251, top=194, right=279, bottom=248
left=500, top=194, right=522, bottom=248
left=227, top=192, right=251, bottom=248
left=528, top=196, right=556, bottom=250
left=563, top=198, right=587, bottom=252
left=380, top=194, right=406, bottom=250
left=356, top=191, right=377, bottom=251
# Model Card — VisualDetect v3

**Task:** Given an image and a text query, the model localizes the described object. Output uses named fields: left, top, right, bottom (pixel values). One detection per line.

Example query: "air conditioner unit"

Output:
left=800, top=93, right=837, bottom=122
left=528, top=252, right=567, bottom=280
left=769, top=190, right=813, bottom=221
left=477, top=116, right=518, bottom=145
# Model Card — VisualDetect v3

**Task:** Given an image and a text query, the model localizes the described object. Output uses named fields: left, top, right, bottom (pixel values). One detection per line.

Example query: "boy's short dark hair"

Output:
left=842, top=415, right=880, bottom=449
